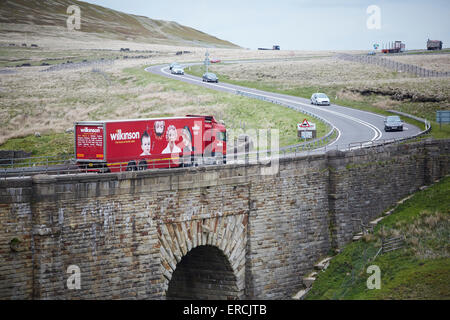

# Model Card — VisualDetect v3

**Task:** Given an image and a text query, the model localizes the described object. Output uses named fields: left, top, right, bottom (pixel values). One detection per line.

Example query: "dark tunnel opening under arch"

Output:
left=166, top=245, right=240, bottom=300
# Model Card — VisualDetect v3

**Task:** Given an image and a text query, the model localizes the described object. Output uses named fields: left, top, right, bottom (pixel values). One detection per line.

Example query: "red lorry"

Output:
left=74, top=115, right=227, bottom=172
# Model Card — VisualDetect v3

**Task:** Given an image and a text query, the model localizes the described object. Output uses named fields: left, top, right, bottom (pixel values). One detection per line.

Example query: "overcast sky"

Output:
left=82, top=0, right=450, bottom=50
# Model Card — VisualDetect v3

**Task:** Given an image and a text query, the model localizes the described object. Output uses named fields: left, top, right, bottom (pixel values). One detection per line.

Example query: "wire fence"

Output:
left=381, top=236, right=405, bottom=254
left=335, top=53, right=450, bottom=77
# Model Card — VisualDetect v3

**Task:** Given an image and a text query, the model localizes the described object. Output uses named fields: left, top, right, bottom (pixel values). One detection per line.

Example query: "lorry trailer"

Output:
left=75, top=115, right=227, bottom=172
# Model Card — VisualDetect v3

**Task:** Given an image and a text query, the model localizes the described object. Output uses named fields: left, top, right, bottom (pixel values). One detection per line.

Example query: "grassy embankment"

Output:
left=185, top=62, right=450, bottom=139
left=0, top=66, right=330, bottom=158
left=305, top=176, right=450, bottom=300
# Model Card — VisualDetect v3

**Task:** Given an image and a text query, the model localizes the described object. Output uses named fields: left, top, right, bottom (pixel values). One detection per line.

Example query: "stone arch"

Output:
left=166, top=245, right=239, bottom=299
left=158, top=214, right=247, bottom=299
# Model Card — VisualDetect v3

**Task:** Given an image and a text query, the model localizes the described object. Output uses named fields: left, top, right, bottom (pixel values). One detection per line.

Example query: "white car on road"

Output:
left=171, top=65, right=184, bottom=75
left=311, top=93, right=330, bottom=106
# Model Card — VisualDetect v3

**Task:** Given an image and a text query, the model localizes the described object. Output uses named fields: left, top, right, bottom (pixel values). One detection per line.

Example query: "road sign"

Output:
left=436, top=110, right=450, bottom=129
left=300, top=131, right=313, bottom=139
left=297, top=119, right=316, bottom=130
left=299, top=119, right=310, bottom=127
left=297, top=119, right=316, bottom=139
left=436, top=110, right=450, bottom=123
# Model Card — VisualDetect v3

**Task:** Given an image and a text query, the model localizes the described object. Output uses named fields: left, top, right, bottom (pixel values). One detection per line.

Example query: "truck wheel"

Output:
left=126, top=160, right=137, bottom=171
left=215, top=152, right=224, bottom=165
left=138, top=160, right=148, bottom=171
left=193, top=156, right=202, bottom=167
left=98, top=166, right=110, bottom=174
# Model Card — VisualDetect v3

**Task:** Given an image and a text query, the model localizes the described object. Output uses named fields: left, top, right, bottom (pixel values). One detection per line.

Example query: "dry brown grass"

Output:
left=205, top=55, right=450, bottom=117
left=209, top=57, right=416, bottom=88
left=339, top=77, right=450, bottom=105
left=387, top=54, right=450, bottom=73
left=0, top=59, right=220, bottom=144
left=402, top=211, right=449, bottom=260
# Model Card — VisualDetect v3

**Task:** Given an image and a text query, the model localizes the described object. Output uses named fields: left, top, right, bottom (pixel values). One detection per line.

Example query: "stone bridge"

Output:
left=0, top=139, right=448, bottom=299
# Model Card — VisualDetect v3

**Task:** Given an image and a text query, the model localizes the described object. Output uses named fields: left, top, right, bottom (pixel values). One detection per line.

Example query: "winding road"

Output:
left=0, top=61, right=425, bottom=178
left=145, top=63, right=422, bottom=151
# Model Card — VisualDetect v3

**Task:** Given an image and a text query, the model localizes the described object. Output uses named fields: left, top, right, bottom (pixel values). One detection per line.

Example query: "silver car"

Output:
left=384, top=115, right=403, bottom=132
left=311, top=93, right=330, bottom=106
left=171, top=65, right=184, bottom=75
left=202, top=72, right=218, bottom=83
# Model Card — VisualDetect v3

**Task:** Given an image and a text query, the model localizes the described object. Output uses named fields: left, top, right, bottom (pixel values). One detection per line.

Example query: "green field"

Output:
left=305, top=176, right=450, bottom=300
left=0, top=132, right=74, bottom=158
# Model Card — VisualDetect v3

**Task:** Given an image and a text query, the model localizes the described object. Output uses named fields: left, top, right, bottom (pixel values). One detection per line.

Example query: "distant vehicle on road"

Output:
left=368, top=51, right=376, bottom=55
left=427, top=39, right=443, bottom=50
left=210, top=58, right=221, bottom=63
left=381, top=40, right=405, bottom=54
left=384, top=115, right=404, bottom=132
left=202, top=72, right=218, bottom=83
left=311, top=93, right=330, bottom=106
left=171, top=65, right=184, bottom=75
left=169, top=62, right=180, bottom=70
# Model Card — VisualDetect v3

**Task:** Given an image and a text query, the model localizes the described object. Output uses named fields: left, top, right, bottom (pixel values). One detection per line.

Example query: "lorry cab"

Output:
left=186, top=115, right=227, bottom=163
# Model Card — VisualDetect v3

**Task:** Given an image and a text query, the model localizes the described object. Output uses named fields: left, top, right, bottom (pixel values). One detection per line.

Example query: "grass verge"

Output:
left=305, top=176, right=450, bottom=300
left=0, top=132, right=74, bottom=158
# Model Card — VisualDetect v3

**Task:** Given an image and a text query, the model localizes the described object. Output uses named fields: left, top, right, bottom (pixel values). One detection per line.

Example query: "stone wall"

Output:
left=0, top=179, right=33, bottom=299
left=327, top=139, right=449, bottom=248
left=0, top=139, right=448, bottom=300
left=245, top=154, right=331, bottom=299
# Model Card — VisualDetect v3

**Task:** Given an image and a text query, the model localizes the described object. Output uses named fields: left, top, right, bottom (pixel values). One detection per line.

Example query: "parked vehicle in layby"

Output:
left=384, top=115, right=404, bottom=132
left=202, top=72, right=218, bottom=83
left=75, top=115, right=227, bottom=172
left=311, top=93, right=330, bottom=106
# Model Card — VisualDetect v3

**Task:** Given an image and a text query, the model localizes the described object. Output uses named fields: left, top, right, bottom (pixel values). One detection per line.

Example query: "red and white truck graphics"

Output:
left=75, top=115, right=226, bottom=172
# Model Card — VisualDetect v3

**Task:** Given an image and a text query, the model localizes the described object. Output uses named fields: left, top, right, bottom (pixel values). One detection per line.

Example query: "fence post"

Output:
left=234, top=136, right=238, bottom=162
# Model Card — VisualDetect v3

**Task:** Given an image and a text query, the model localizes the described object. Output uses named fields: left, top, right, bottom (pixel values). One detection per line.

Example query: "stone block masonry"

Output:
left=0, top=139, right=448, bottom=299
